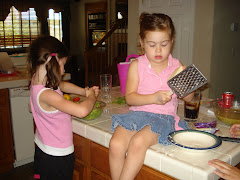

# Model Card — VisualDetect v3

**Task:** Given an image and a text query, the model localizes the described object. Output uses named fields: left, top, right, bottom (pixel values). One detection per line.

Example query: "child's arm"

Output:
left=125, top=60, right=171, bottom=106
left=40, top=88, right=96, bottom=118
left=59, top=81, right=99, bottom=97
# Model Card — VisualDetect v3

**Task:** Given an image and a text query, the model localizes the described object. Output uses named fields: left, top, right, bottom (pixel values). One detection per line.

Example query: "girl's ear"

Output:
left=140, top=38, right=144, bottom=47
left=138, top=37, right=145, bottom=54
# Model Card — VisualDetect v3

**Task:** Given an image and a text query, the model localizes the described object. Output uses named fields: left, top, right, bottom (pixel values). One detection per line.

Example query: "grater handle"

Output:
left=168, top=66, right=184, bottom=80
left=167, top=90, right=173, bottom=96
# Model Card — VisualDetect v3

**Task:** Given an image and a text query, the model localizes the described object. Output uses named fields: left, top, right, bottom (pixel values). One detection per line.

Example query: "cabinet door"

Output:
left=73, top=133, right=90, bottom=163
left=73, top=133, right=177, bottom=180
left=0, top=89, right=14, bottom=173
left=73, top=159, right=87, bottom=180
left=90, top=142, right=110, bottom=177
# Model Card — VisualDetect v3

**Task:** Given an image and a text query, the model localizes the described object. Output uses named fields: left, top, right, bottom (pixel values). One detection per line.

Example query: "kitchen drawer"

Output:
left=90, top=142, right=110, bottom=176
left=136, top=165, right=176, bottom=180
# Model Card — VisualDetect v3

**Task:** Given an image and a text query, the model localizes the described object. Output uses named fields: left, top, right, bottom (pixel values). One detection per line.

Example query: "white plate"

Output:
left=168, top=130, right=222, bottom=151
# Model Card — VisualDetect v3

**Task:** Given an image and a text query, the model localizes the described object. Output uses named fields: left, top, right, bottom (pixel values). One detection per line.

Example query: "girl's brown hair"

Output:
left=139, top=12, right=175, bottom=40
left=27, top=36, right=68, bottom=90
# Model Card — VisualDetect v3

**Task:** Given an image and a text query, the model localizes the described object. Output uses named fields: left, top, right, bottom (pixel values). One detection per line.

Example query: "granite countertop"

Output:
left=72, top=86, right=240, bottom=180
left=0, top=73, right=71, bottom=89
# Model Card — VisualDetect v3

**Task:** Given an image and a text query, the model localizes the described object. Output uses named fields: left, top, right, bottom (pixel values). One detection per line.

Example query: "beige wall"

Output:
left=209, top=0, right=240, bottom=99
left=192, top=0, right=215, bottom=98
left=127, top=0, right=139, bottom=55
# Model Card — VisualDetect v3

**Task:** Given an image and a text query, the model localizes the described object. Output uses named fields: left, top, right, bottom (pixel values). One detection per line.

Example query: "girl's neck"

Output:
left=32, top=72, right=47, bottom=85
left=149, top=59, right=168, bottom=75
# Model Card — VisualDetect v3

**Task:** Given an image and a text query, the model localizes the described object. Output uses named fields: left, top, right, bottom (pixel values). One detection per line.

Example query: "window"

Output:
left=0, top=6, right=63, bottom=49
left=0, top=6, right=40, bottom=49
left=48, top=9, right=63, bottom=41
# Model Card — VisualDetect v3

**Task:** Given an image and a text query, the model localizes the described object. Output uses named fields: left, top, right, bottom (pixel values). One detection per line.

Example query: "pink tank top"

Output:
left=30, top=84, right=74, bottom=156
left=130, top=54, right=183, bottom=130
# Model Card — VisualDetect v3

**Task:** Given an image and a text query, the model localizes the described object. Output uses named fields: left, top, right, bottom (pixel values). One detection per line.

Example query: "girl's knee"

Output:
left=128, top=136, right=145, bottom=152
left=109, top=137, right=125, bottom=155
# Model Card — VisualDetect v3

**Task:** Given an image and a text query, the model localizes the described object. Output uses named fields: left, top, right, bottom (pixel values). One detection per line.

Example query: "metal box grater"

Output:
left=167, top=64, right=207, bottom=98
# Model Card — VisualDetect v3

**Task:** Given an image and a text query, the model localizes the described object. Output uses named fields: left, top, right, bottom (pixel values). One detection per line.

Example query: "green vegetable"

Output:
left=83, top=108, right=103, bottom=120
left=83, top=101, right=105, bottom=120
left=95, top=101, right=101, bottom=108
left=112, top=97, right=126, bottom=105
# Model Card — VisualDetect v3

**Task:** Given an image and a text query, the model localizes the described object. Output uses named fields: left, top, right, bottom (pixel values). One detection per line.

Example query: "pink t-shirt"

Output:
left=30, top=84, right=74, bottom=156
left=130, top=54, right=183, bottom=130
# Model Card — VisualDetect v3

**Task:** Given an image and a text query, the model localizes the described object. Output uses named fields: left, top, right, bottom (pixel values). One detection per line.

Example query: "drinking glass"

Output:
left=184, top=90, right=201, bottom=122
left=100, top=74, right=112, bottom=101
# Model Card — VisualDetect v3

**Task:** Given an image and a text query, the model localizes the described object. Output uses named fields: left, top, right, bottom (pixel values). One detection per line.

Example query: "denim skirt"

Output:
left=111, top=111, right=189, bottom=146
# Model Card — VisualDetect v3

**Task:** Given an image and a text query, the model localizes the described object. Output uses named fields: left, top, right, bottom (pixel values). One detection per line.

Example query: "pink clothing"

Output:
left=129, top=54, right=183, bottom=130
left=30, top=85, right=74, bottom=156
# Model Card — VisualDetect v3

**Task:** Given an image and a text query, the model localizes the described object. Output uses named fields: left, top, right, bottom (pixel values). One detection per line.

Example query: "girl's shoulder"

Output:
left=135, top=54, right=149, bottom=66
left=128, top=58, right=139, bottom=72
left=40, top=88, right=61, bottom=97
left=38, top=88, right=64, bottom=111
left=36, top=87, right=62, bottom=104
left=168, top=54, right=181, bottom=67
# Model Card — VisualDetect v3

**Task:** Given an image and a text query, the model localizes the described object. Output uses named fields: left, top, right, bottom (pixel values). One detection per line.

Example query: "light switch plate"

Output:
left=230, top=23, right=239, bottom=32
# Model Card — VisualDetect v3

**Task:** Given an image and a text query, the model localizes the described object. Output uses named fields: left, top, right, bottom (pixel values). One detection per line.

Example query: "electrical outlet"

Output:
left=230, top=23, right=239, bottom=32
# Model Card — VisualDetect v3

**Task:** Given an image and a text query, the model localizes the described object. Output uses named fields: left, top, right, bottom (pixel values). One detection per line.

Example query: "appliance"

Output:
left=9, top=87, right=35, bottom=167
left=8, top=54, right=35, bottom=167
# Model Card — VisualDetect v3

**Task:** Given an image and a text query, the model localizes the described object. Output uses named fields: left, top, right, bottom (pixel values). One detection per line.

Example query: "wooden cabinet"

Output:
left=73, top=133, right=176, bottom=180
left=0, top=89, right=14, bottom=173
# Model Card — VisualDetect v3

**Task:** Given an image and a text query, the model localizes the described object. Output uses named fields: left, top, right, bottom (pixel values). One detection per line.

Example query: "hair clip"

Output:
left=51, top=53, right=56, bottom=57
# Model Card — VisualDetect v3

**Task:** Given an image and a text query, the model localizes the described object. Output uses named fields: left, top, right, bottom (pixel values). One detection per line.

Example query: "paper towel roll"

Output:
left=0, top=52, right=14, bottom=74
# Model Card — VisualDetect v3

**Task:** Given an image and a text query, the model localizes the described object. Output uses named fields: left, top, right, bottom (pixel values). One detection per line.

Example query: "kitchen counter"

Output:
left=0, top=74, right=29, bottom=89
left=0, top=73, right=71, bottom=89
left=72, top=87, right=240, bottom=180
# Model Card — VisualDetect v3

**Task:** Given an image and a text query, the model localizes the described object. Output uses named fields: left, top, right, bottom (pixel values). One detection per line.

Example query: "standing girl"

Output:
left=109, top=13, right=194, bottom=180
left=28, top=36, right=99, bottom=180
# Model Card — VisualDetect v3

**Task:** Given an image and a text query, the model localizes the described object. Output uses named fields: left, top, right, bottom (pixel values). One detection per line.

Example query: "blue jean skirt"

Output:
left=111, top=111, right=189, bottom=146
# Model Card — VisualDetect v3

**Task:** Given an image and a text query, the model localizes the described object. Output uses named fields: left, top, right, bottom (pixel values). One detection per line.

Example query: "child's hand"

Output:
left=230, top=124, right=240, bottom=138
left=208, top=159, right=240, bottom=180
left=85, top=87, right=95, bottom=98
left=92, top=86, right=99, bottom=97
left=155, top=91, right=172, bottom=105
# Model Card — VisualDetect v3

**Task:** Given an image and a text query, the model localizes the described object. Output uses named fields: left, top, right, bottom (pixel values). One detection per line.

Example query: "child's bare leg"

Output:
left=119, top=125, right=158, bottom=180
left=109, top=126, right=136, bottom=180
